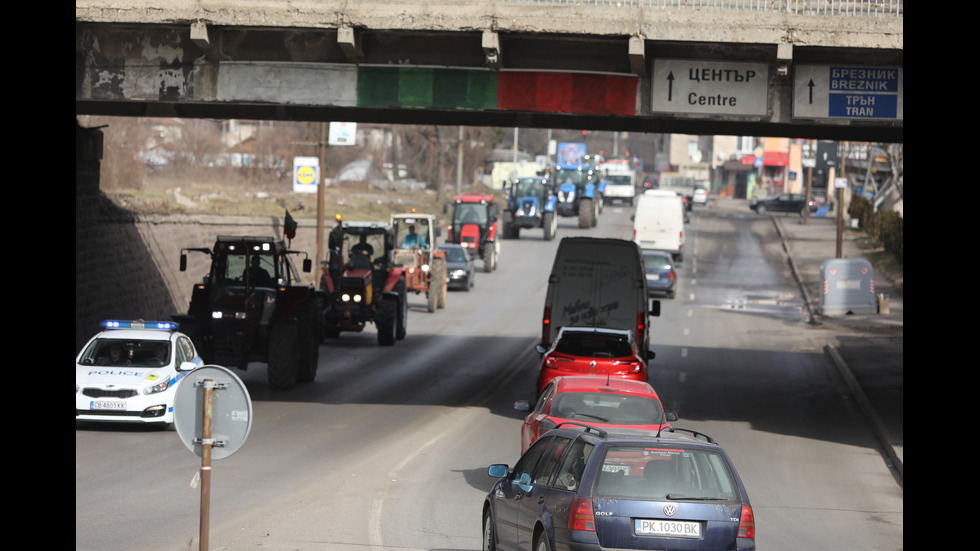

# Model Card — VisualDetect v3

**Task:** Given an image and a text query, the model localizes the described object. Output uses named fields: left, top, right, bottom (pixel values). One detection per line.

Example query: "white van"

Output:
left=632, top=190, right=685, bottom=261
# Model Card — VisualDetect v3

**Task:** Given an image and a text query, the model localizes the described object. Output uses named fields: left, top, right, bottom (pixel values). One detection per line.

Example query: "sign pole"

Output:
left=199, top=379, right=215, bottom=551
left=316, top=122, right=327, bottom=286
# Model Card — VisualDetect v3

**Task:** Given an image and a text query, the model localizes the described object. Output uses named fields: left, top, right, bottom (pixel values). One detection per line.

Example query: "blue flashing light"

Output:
left=100, top=320, right=179, bottom=331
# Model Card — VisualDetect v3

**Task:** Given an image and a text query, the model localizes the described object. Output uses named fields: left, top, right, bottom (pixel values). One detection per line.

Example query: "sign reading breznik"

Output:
left=652, top=60, right=769, bottom=116
left=793, top=65, right=903, bottom=121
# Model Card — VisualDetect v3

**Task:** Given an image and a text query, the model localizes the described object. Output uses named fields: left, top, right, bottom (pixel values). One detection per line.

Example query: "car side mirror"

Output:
left=665, top=411, right=678, bottom=422
left=488, top=464, right=509, bottom=478
left=535, top=344, right=547, bottom=355
left=514, top=400, right=531, bottom=412
left=303, top=258, right=312, bottom=273
left=647, top=349, right=656, bottom=361
left=649, top=299, right=661, bottom=317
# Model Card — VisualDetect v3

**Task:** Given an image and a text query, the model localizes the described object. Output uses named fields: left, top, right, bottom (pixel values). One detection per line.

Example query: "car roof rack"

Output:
left=658, top=426, right=716, bottom=444
left=554, top=421, right=608, bottom=438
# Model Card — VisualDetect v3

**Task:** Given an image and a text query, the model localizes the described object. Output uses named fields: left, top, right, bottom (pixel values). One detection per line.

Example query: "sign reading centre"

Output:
left=794, top=65, right=903, bottom=121
left=293, top=156, right=319, bottom=194
left=652, top=59, right=769, bottom=116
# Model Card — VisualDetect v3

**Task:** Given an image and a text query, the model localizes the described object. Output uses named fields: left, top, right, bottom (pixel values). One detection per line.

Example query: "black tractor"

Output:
left=174, top=236, right=319, bottom=391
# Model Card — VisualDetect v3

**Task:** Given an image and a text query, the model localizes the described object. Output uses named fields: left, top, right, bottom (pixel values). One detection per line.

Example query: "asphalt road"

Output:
left=76, top=200, right=903, bottom=551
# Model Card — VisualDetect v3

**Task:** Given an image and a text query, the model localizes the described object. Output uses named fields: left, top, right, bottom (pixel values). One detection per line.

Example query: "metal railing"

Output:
left=504, top=0, right=902, bottom=16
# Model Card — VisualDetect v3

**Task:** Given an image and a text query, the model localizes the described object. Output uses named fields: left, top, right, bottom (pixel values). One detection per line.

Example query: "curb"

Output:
left=774, top=217, right=903, bottom=484
left=825, top=345, right=903, bottom=483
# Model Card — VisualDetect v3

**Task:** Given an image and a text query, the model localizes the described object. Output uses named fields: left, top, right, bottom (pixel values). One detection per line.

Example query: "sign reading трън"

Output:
left=794, top=65, right=903, bottom=121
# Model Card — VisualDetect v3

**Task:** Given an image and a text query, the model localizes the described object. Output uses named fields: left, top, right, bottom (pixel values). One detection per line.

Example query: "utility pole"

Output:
left=836, top=142, right=847, bottom=258
left=456, top=125, right=464, bottom=194
left=317, top=122, right=326, bottom=283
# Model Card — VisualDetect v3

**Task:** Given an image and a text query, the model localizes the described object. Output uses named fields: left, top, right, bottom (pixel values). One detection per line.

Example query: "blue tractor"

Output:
left=549, top=162, right=604, bottom=229
left=501, top=176, right=558, bottom=240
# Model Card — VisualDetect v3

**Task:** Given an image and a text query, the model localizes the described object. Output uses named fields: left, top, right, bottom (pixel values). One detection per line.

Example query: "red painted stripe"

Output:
left=497, top=72, right=636, bottom=115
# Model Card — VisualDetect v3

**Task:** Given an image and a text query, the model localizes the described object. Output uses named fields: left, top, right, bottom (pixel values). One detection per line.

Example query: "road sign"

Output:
left=174, top=365, right=253, bottom=460
left=652, top=60, right=769, bottom=116
left=329, top=121, right=357, bottom=146
left=293, top=156, right=319, bottom=194
left=794, top=65, right=903, bottom=121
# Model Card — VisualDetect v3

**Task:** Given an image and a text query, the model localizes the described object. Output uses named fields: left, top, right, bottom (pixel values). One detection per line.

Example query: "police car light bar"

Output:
left=101, top=320, right=179, bottom=331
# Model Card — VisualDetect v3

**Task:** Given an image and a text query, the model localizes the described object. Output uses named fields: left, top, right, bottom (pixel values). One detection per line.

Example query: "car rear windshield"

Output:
left=556, top=333, right=632, bottom=358
left=643, top=254, right=671, bottom=270
left=441, top=247, right=468, bottom=262
left=593, top=445, right=738, bottom=501
left=552, top=393, right=664, bottom=425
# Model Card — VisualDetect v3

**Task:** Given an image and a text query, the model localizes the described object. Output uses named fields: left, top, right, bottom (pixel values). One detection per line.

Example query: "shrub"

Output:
left=848, top=193, right=902, bottom=265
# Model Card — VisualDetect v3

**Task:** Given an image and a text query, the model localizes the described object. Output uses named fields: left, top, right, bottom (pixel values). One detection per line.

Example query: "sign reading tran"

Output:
left=652, top=60, right=769, bottom=116
left=329, top=121, right=357, bottom=146
left=794, top=65, right=903, bottom=121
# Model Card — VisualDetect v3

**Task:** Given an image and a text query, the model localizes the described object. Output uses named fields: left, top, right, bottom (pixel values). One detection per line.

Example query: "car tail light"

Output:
left=569, top=498, right=596, bottom=531
left=636, top=312, right=645, bottom=339
left=542, top=306, right=552, bottom=344
left=737, top=505, right=755, bottom=539
left=669, top=269, right=675, bottom=282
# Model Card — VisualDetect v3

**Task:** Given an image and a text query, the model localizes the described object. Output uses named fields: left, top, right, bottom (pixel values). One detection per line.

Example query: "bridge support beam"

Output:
left=339, top=26, right=362, bottom=63
left=629, top=36, right=646, bottom=76
left=483, top=31, right=501, bottom=70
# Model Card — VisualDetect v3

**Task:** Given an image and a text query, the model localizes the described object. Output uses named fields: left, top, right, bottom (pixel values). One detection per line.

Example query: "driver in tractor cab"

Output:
left=243, top=255, right=274, bottom=287
left=462, top=208, right=481, bottom=224
left=401, top=224, right=425, bottom=249
left=347, top=236, right=374, bottom=270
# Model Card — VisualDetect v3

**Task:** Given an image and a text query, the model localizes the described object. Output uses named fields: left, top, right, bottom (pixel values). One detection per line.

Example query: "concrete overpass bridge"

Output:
left=76, top=0, right=903, bottom=142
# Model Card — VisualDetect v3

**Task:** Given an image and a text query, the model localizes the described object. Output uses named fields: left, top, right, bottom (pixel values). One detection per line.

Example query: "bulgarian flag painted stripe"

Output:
left=357, top=67, right=636, bottom=116
left=496, top=72, right=637, bottom=116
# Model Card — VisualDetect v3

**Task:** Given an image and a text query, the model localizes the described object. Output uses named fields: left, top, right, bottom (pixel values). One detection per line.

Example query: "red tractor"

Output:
left=391, top=212, right=448, bottom=313
left=444, top=193, right=501, bottom=272
left=318, top=217, right=408, bottom=345
left=174, top=236, right=319, bottom=391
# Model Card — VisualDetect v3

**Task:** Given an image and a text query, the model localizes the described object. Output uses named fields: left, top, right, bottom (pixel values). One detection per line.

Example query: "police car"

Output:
left=75, top=320, right=203, bottom=429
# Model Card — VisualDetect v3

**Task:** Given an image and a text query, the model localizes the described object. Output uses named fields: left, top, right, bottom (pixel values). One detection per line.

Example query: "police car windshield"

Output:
left=80, top=338, right=170, bottom=368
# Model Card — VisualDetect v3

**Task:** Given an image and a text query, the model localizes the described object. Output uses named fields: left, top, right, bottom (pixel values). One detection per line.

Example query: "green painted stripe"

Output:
left=358, top=67, right=496, bottom=110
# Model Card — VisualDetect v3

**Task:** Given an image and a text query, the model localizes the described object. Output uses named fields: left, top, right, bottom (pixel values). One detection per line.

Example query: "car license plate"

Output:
left=91, top=401, right=126, bottom=410
left=649, top=274, right=660, bottom=281
left=635, top=519, right=701, bottom=538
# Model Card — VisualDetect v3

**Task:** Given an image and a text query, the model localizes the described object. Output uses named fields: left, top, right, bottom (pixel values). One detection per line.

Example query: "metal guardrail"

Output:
left=504, top=0, right=902, bottom=17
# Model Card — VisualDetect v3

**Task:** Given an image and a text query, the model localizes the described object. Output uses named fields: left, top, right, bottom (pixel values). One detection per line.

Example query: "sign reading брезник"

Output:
left=652, top=60, right=769, bottom=116
left=794, top=65, right=903, bottom=121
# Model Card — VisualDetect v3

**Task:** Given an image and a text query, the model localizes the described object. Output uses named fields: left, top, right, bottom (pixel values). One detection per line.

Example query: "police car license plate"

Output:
left=635, top=519, right=701, bottom=538
left=91, top=401, right=126, bottom=410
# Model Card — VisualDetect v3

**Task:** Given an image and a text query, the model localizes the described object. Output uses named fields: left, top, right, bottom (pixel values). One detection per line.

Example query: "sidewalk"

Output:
left=718, top=197, right=904, bottom=481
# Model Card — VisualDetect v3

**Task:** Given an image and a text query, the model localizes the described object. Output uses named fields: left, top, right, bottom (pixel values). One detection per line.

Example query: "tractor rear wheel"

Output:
left=267, top=319, right=298, bottom=390
left=542, top=212, right=556, bottom=241
left=377, top=295, right=398, bottom=346
left=578, top=198, right=595, bottom=229
left=295, top=300, right=319, bottom=383
left=434, top=259, right=447, bottom=309
left=483, top=243, right=497, bottom=272
left=395, top=278, right=408, bottom=340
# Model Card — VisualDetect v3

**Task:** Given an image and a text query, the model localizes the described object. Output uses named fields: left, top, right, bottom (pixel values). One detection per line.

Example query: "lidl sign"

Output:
left=293, top=157, right=319, bottom=194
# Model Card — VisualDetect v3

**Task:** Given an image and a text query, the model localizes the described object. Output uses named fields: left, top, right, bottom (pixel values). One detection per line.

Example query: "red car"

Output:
left=514, top=376, right=677, bottom=453
left=535, top=327, right=654, bottom=395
